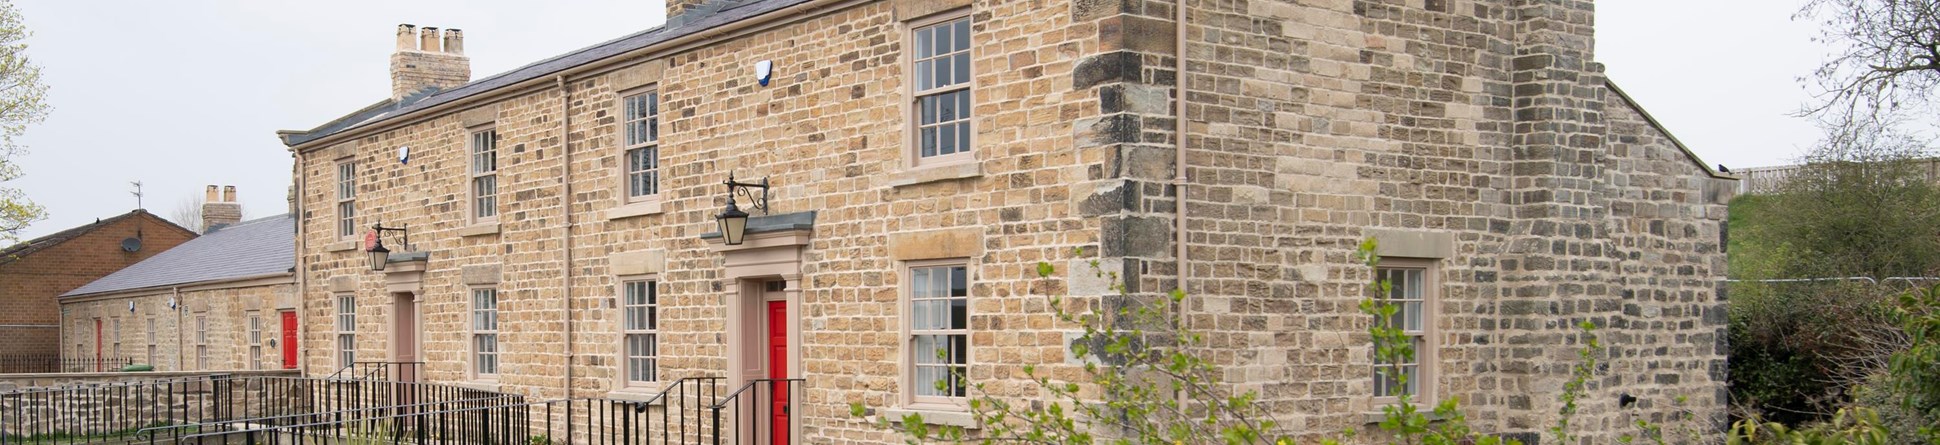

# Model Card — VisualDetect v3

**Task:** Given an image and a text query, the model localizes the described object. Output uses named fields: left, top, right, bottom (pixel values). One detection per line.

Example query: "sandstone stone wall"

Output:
left=289, top=0, right=1732, bottom=442
left=60, top=282, right=297, bottom=372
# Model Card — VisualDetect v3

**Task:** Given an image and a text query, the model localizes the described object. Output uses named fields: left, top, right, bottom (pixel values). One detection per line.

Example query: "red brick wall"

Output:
left=0, top=212, right=196, bottom=356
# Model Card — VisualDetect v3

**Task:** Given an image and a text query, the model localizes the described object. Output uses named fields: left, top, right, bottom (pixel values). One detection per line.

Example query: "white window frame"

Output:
left=616, top=278, right=659, bottom=387
left=471, top=288, right=500, bottom=380
left=194, top=314, right=209, bottom=371
left=336, top=294, right=356, bottom=369
left=145, top=316, right=156, bottom=367
left=619, top=88, right=662, bottom=204
left=901, top=260, right=972, bottom=408
left=110, top=318, right=121, bottom=359
left=469, top=127, right=499, bottom=224
left=904, top=11, right=976, bottom=169
left=1371, top=258, right=1437, bottom=406
left=335, top=159, right=357, bottom=239
left=246, top=312, right=263, bottom=371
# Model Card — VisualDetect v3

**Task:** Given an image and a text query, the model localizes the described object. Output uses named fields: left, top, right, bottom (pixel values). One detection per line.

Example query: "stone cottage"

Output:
left=277, top=0, right=1736, bottom=442
left=60, top=188, right=297, bottom=372
left=0, top=209, right=194, bottom=369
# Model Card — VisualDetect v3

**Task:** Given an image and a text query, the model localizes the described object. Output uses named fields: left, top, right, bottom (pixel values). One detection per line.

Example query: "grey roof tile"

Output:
left=282, top=0, right=810, bottom=147
left=62, top=214, right=294, bottom=297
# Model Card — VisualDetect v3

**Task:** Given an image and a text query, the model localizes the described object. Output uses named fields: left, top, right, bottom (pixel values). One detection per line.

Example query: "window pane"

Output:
left=956, top=121, right=971, bottom=154
left=935, top=56, right=951, bottom=87
left=915, top=28, right=932, bottom=59
left=953, top=19, right=970, bottom=52
left=916, top=60, right=932, bottom=91
left=953, top=53, right=970, bottom=86
left=934, top=26, right=950, bottom=58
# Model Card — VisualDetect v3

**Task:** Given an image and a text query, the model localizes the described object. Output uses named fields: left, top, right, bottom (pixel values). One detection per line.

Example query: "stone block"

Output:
left=887, top=227, right=983, bottom=260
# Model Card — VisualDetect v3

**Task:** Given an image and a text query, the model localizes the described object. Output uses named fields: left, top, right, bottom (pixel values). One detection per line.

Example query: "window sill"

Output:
left=453, top=380, right=501, bottom=393
left=879, top=406, right=978, bottom=429
left=1361, top=408, right=1447, bottom=425
left=889, top=162, right=982, bottom=188
left=326, top=241, right=358, bottom=252
left=458, top=222, right=501, bottom=237
left=601, top=200, right=664, bottom=221
left=605, top=388, right=669, bottom=405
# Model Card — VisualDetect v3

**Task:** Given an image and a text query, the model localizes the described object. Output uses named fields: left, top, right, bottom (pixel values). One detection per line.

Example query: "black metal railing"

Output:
left=2, top=372, right=800, bottom=444
left=708, top=378, right=805, bottom=445
left=0, top=374, right=508, bottom=444
left=151, top=376, right=726, bottom=445
left=0, top=355, right=135, bottom=374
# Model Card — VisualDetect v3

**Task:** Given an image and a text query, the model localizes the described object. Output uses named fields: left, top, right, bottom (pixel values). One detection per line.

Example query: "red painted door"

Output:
left=766, top=300, right=789, bottom=445
left=280, top=311, right=299, bottom=369
left=93, top=319, right=102, bottom=371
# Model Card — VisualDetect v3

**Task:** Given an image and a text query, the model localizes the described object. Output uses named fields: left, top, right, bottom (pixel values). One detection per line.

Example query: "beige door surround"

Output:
left=381, top=253, right=428, bottom=382
left=705, top=211, right=812, bottom=445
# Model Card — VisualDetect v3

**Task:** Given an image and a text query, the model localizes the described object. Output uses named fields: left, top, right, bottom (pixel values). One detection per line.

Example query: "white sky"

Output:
left=6, top=0, right=1821, bottom=239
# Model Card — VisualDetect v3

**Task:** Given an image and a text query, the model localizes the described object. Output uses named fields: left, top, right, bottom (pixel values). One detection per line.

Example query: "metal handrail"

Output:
left=708, top=378, right=803, bottom=411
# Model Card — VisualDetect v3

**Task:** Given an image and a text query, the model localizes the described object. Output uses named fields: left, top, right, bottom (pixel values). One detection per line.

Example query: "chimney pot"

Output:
left=396, top=24, right=418, bottom=51
left=419, top=27, right=441, bottom=53
left=222, top=185, right=236, bottom=203
left=204, top=185, right=219, bottom=202
left=442, top=28, right=464, bottom=55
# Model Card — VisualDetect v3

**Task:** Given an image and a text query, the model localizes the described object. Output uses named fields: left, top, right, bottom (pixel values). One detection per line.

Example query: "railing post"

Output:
left=711, top=404, right=723, bottom=445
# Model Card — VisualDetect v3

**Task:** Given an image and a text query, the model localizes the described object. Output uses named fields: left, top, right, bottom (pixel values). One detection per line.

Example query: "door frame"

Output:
left=708, top=224, right=811, bottom=445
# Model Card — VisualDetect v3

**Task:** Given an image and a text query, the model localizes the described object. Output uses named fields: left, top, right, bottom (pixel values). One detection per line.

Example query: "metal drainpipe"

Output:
left=554, top=75, right=577, bottom=437
left=1172, top=0, right=1191, bottom=412
left=173, top=286, right=183, bottom=370
left=293, top=150, right=308, bottom=376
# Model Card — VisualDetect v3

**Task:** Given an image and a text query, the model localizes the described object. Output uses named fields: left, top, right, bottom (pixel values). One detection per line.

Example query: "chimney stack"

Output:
left=201, top=185, right=242, bottom=233
left=668, top=0, right=713, bottom=22
left=390, top=24, right=471, bottom=101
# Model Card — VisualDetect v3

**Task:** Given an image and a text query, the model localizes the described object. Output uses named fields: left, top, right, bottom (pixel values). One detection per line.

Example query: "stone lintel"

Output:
left=1367, top=228, right=1454, bottom=259
left=888, top=227, right=984, bottom=261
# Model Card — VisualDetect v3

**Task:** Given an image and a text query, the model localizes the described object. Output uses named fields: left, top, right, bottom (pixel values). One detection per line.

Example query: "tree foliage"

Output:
left=1726, top=121, right=1940, bottom=424
left=1800, top=0, right=1940, bottom=118
left=0, top=0, right=47, bottom=243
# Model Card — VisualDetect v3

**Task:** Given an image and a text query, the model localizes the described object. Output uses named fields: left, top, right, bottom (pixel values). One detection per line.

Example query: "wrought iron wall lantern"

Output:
left=366, top=224, right=411, bottom=271
left=715, top=173, right=770, bottom=246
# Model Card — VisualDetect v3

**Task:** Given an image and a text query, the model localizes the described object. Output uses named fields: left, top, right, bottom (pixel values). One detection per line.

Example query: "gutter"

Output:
left=59, top=273, right=297, bottom=304
left=284, top=0, right=851, bottom=154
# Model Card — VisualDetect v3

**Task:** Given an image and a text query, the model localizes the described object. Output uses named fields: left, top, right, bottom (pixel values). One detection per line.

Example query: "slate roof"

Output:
left=280, top=0, right=811, bottom=147
left=62, top=214, right=294, bottom=297
left=0, top=210, right=192, bottom=267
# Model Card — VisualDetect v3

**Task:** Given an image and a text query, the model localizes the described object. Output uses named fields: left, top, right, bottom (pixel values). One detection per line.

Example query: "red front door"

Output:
left=766, top=300, right=789, bottom=445
left=280, top=311, right=299, bottom=369
left=93, top=319, right=102, bottom=371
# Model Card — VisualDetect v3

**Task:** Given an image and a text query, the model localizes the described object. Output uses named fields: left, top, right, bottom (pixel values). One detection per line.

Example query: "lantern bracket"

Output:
left=725, top=173, right=770, bottom=215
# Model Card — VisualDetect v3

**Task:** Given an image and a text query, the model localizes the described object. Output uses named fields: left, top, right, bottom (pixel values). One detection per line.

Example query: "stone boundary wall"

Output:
left=0, top=371, right=299, bottom=439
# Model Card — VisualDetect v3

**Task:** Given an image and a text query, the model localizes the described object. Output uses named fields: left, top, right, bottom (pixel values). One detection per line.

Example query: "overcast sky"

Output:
left=6, top=0, right=1822, bottom=239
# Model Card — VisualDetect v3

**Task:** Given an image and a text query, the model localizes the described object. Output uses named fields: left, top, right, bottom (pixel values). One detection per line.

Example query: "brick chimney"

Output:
left=202, top=185, right=242, bottom=233
left=390, top=24, right=470, bottom=101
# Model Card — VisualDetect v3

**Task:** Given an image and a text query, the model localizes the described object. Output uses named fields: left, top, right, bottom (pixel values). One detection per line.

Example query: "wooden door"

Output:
left=766, top=300, right=789, bottom=445
left=280, top=311, right=299, bottom=369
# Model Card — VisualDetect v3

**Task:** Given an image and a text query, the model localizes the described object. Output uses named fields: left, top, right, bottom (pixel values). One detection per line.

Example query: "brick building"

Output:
left=59, top=187, right=297, bottom=372
left=0, top=210, right=194, bottom=366
left=278, top=0, right=1736, bottom=442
